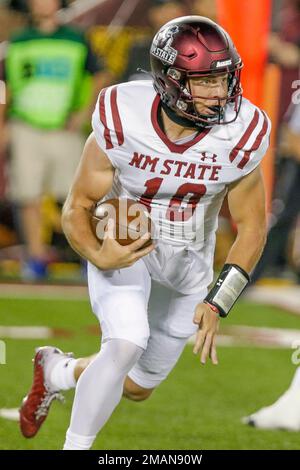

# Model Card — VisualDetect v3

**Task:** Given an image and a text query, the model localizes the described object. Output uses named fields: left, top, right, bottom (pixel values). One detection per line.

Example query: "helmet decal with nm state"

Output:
left=150, top=25, right=179, bottom=65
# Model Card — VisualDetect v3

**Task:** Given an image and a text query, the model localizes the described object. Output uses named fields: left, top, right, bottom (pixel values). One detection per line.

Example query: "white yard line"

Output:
left=0, top=284, right=299, bottom=312
left=0, top=408, right=20, bottom=421
left=0, top=325, right=73, bottom=339
left=1, top=323, right=298, bottom=347
left=244, top=285, right=300, bottom=315
left=0, top=283, right=89, bottom=300
left=188, top=325, right=300, bottom=349
left=0, top=326, right=53, bottom=339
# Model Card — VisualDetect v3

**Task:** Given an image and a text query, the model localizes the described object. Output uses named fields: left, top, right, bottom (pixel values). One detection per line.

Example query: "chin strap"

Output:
left=161, top=99, right=225, bottom=129
left=160, top=101, right=204, bottom=129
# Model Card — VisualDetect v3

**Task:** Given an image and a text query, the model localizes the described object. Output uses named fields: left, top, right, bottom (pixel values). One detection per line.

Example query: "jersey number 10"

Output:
left=138, top=177, right=207, bottom=222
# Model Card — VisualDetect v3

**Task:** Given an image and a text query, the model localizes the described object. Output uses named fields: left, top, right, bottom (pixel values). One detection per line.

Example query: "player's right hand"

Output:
left=93, top=219, right=155, bottom=270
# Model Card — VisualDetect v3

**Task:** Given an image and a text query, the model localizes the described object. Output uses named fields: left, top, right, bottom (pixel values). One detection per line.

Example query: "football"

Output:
left=91, top=197, right=153, bottom=247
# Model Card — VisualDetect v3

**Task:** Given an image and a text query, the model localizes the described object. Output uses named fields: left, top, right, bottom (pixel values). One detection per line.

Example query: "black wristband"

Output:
left=204, top=264, right=250, bottom=318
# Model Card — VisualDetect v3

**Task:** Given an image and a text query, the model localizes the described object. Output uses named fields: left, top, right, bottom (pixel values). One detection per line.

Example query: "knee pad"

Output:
left=100, top=338, right=144, bottom=374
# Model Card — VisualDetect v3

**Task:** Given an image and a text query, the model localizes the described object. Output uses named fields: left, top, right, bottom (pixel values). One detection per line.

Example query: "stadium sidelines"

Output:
left=0, top=283, right=88, bottom=300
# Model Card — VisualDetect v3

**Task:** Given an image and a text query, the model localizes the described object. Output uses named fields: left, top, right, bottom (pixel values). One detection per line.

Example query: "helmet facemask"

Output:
left=162, top=66, right=243, bottom=128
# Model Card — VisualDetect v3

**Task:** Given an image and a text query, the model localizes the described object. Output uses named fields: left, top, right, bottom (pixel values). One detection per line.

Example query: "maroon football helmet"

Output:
left=150, top=16, right=243, bottom=127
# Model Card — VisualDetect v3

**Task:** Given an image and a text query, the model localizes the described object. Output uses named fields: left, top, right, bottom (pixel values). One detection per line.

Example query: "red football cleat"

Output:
left=19, top=346, right=65, bottom=438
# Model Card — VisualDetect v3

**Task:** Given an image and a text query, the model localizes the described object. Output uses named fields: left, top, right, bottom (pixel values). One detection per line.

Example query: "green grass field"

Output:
left=0, top=296, right=300, bottom=450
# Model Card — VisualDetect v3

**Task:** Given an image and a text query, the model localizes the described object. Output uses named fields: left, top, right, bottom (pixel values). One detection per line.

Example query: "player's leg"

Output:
left=48, top=128, right=84, bottom=205
left=20, top=271, right=201, bottom=440
left=63, top=357, right=155, bottom=400
left=36, top=351, right=153, bottom=400
left=123, top=376, right=154, bottom=401
left=8, top=121, right=48, bottom=278
left=20, top=278, right=154, bottom=440
left=64, top=338, right=145, bottom=450
left=63, top=259, right=152, bottom=450
left=62, top=354, right=153, bottom=401
left=72, top=281, right=205, bottom=403
left=243, top=367, right=300, bottom=431
left=126, top=281, right=204, bottom=395
left=65, top=282, right=204, bottom=414
left=19, top=348, right=153, bottom=438
left=51, top=282, right=203, bottom=398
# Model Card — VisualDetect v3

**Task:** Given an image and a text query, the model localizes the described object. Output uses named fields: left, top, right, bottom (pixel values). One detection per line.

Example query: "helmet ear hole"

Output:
left=167, top=68, right=182, bottom=80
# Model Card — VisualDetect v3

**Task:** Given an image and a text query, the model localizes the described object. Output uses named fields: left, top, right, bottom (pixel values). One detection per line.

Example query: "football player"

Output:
left=19, top=16, right=271, bottom=449
left=243, top=367, right=300, bottom=431
left=243, top=102, right=300, bottom=431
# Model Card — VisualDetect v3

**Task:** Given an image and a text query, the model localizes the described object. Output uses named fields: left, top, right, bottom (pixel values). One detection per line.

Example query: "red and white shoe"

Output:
left=19, top=346, right=70, bottom=438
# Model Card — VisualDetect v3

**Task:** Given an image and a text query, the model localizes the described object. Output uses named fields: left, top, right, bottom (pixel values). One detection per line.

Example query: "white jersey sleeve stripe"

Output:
left=229, top=109, right=260, bottom=163
left=237, top=110, right=269, bottom=169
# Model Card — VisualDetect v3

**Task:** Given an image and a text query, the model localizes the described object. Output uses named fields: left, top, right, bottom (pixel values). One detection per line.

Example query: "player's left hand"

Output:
left=193, top=303, right=220, bottom=365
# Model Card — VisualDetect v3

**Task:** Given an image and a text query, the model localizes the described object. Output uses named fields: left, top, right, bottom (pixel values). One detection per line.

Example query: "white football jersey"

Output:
left=92, top=80, right=271, bottom=293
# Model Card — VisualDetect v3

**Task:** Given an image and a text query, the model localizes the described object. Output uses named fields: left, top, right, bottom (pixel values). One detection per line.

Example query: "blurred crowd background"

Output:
left=0, top=0, right=299, bottom=285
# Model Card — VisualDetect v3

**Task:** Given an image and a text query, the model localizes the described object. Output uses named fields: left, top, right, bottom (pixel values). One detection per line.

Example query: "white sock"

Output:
left=49, top=357, right=77, bottom=391
left=63, top=429, right=95, bottom=450
left=63, top=338, right=143, bottom=450
left=291, top=367, right=300, bottom=389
